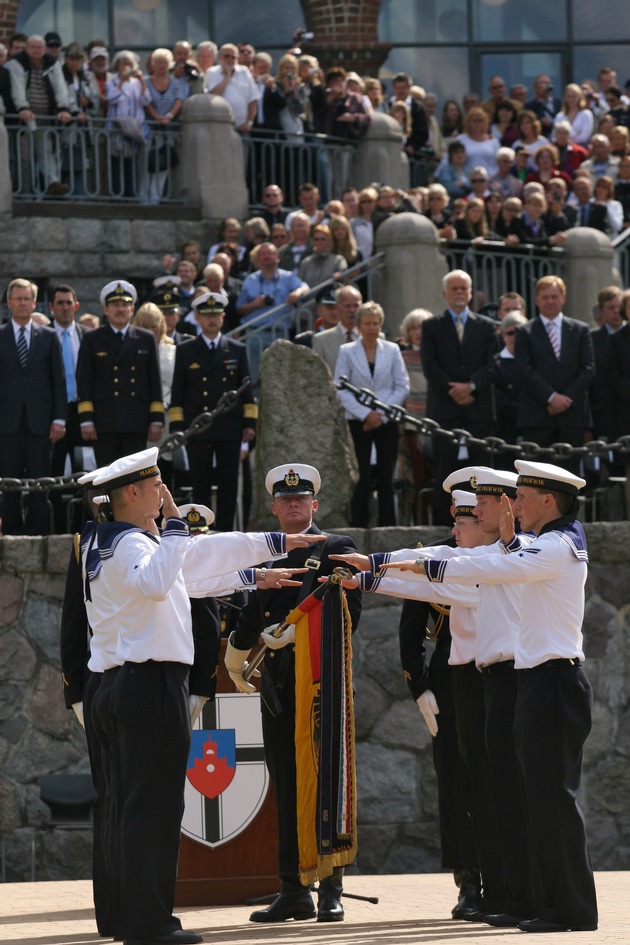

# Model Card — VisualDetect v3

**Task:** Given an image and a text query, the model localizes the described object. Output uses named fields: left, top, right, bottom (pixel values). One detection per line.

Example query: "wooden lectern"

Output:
left=175, top=641, right=279, bottom=906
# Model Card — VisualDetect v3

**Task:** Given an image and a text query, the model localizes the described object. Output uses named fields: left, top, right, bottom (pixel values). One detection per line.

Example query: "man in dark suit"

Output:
left=49, top=283, right=86, bottom=533
left=590, top=286, right=624, bottom=442
left=169, top=291, right=257, bottom=531
left=76, top=280, right=164, bottom=467
left=525, top=74, right=561, bottom=138
left=390, top=72, right=429, bottom=156
left=227, top=464, right=362, bottom=924
left=573, top=177, right=608, bottom=231
left=420, top=270, right=499, bottom=524
left=514, top=275, right=595, bottom=472
left=0, top=278, right=67, bottom=535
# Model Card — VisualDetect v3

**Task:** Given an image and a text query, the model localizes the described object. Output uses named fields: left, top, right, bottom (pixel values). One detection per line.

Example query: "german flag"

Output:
left=292, top=579, right=357, bottom=885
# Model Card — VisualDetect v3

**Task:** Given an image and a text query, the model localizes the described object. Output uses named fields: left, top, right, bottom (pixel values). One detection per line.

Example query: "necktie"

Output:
left=115, top=330, right=124, bottom=350
left=580, top=204, right=588, bottom=226
left=62, top=329, right=77, bottom=402
left=346, top=329, right=353, bottom=342
left=455, top=313, right=464, bottom=342
left=17, top=326, right=28, bottom=368
left=545, top=320, right=561, bottom=359
left=209, top=340, right=216, bottom=350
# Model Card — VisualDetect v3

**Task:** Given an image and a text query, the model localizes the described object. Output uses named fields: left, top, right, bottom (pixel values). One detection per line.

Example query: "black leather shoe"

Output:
left=250, top=887, right=315, bottom=923
left=451, top=869, right=481, bottom=920
left=317, top=880, right=344, bottom=922
left=485, top=913, right=525, bottom=927
left=461, top=910, right=487, bottom=922
left=123, top=931, right=203, bottom=945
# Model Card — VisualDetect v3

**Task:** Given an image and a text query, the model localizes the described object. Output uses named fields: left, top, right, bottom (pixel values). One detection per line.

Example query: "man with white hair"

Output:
left=205, top=43, right=258, bottom=132
left=6, top=33, right=72, bottom=195
left=579, top=133, right=620, bottom=186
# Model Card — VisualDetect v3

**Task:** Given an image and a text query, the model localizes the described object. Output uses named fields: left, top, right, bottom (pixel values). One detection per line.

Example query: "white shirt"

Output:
left=86, top=520, right=286, bottom=670
left=205, top=64, right=258, bottom=127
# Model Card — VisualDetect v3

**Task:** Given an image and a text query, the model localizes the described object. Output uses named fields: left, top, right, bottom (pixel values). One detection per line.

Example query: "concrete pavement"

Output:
left=0, top=872, right=625, bottom=944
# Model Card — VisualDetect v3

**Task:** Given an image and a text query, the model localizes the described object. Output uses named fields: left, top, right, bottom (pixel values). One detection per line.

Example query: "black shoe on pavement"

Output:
left=317, top=878, right=344, bottom=922
left=250, top=886, right=316, bottom=923
left=485, top=913, right=526, bottom=927
left=123, top=930, right=203, bottom=944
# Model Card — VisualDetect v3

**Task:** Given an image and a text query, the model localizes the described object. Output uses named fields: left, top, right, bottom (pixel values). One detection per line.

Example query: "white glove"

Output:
left=225, top=632, right=257, bottom=694
left=189, top=694, right=209, bottom=725
left=260, top=623, right=295, bottom=650
left=72, top=702, right=85, bottom=728
left=417, top=690, right=439, bottom=737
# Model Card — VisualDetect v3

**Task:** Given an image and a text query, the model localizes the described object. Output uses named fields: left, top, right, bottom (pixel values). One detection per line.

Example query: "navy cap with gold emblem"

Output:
left=150, top=280, right=182, bottom=312
left=178, top=503, right=215, bottom=531
left=92, top=447, right=160, bottom=494
left=191, top=290, right=228, bottom=315
left=100, top=280, right=137, bottom=307
left=265, top=463, right=321, bottom=497
left=514, top=460, right=586, bottom=496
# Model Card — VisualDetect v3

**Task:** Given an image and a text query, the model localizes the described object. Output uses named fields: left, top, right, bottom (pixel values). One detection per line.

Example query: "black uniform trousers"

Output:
left=187, top=438, right=242, bottom=531
left=514, top=660, right=598, bottom=929
left=93, top=432, right=149, bottom=468
left=0, top=409, right=50, bottom=535
left=260, top=652, right=302, bottom=881
left=431, top=711, right=479, bottom=870
left=450, top=661, right=508, bottom=912
left=348, top=419, right=398, bottom=527
left=85, top=668, right=118, bottom=938
left=109, top=661, right=190, bottom=939
left=481, top=661, right=539, bottom=917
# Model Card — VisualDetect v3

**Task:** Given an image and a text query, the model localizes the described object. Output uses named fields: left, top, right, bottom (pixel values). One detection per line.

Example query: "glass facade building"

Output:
left=16, top=0, right=629, bottom=102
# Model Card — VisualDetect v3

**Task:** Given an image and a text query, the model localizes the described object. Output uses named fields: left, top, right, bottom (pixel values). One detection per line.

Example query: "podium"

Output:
left=175, top=641, right=279, bottom=906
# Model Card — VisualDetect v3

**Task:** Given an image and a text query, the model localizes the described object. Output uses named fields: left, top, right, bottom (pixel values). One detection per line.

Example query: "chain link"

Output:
left=0, top=379, right=253, bottom=495
left=337, top=377, right=630, bottom=462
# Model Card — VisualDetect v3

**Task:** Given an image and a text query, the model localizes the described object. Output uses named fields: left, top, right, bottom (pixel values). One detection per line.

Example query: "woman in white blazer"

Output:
left=334, top=301, right=410, bottom=526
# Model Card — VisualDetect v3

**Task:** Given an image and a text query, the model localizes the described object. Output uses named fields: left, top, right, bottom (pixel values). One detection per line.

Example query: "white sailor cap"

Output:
left=100, top=280, right=137, bottom=307
left=442, top=465, right=491, bottom=494
left=470, top=468, right=518, bottom=497
left=452, top=490, right=478, bottom=517
left=191, top=290, right=229, bottom=314
left=153, top=274, right=182, bottom=289
left=178, top=503, right=215, bottom=531
left=77, top=468, right=102, bottom=485
left=92, top=447, right=160, bottom=493
left=265, top=463, right=321, bottom=497
left=514, top=460, right=586, bottom=496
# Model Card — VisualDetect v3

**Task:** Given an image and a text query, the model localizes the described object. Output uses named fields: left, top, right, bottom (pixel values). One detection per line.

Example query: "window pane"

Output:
left=472, top=0, right=566, bottom=43
left=215, top=0, right=303, bottom=49
left=479, top=51, right=563, bottom=106
left=379, top=0, right=468, bottom=45
left=112, top=0, right=209, bottom=48
left=572, top=46, right=630, bottom=87
left=380, top=46, right=469, bottom=106
left=573, top=1, right=630, bottom=42
left=17, top=0, right=108, bottom=45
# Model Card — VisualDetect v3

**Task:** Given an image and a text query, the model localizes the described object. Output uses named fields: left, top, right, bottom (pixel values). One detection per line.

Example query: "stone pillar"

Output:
left=0, top=103, right=13, bottom=215
left=354, top=113, right=409, bottom=191
left=563, top=228, right=617, bottom=324
left=374, top=213, right=447, bottom=337
left=177, top=94, right=249, bottom=222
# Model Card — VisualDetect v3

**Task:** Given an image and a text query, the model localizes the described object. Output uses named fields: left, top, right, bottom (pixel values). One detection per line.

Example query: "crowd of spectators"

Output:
left=3, top=35, right=630, bottom=532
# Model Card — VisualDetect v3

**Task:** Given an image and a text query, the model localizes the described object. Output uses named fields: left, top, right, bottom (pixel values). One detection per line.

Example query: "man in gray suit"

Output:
left=0, top=277, right=67, bottom=534
left=312, top=284, right=362, bottom=374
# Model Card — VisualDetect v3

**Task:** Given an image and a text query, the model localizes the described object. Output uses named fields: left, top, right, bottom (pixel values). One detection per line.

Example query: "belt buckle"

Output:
left=304, top=557, right=322, bottom=570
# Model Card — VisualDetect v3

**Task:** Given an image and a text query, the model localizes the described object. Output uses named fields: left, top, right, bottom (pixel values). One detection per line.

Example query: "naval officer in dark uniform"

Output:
left=226, top=464, right=362, bottom=923
left=76, top=280, right=164, bottom=467
left=169, top=291, right=257, bottom=531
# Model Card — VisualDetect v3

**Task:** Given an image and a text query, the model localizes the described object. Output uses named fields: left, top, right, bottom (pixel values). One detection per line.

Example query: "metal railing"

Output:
left=241, top=128, right=358, bottom=207
left=408, top=152, right=439, bottom=188
left=224, top=252, right=386, bottom=380
left=7, top=115, right=182, bottom=203
left=612, top=227, right=630, bottom=290
left=439, top=239, right=568, bottom=314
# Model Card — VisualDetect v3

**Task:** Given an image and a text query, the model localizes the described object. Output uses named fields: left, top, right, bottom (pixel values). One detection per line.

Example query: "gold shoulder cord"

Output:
left=73, top=533, right=81, bottom=565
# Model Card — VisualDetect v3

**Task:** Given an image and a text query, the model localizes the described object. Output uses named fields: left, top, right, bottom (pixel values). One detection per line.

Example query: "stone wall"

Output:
left=1, top=524, right=629, bottom=882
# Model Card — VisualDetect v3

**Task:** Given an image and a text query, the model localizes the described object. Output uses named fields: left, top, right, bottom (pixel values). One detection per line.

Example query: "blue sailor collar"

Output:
left=540, top=516, right=588, bottom=562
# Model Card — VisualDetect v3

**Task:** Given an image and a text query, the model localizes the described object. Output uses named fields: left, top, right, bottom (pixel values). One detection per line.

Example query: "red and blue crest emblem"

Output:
left=187, top=729, right=236, bottom=799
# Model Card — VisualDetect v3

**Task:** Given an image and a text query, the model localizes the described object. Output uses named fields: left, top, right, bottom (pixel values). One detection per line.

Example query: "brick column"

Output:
left=301, top=0, right=391, bottom=75
left=0, top=0, right=20, bottom=45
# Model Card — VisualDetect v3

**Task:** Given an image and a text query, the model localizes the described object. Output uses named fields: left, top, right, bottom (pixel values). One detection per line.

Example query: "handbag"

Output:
left=114, top=116, right=146, bottom=143
left=147, top=143, right=180, bottom=173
